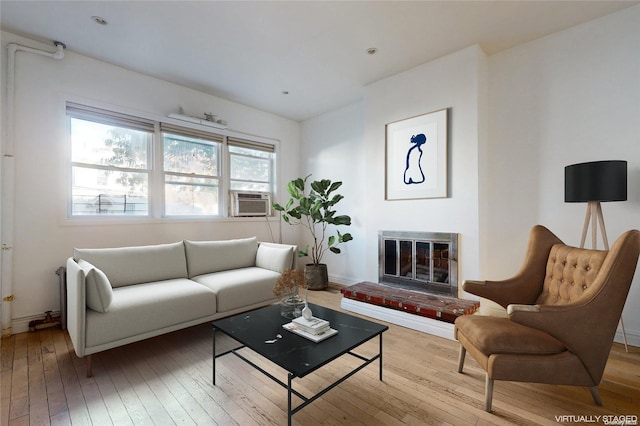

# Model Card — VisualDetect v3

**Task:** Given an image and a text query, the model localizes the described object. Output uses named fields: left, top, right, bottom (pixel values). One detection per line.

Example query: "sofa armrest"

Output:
left=66, top=257, right=87, bottom=357
left=256, top=242, right=298, bottom=272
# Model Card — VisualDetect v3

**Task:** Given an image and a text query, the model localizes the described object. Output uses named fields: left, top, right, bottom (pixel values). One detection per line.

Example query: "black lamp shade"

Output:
left=565, top=160, right=627, bottom=202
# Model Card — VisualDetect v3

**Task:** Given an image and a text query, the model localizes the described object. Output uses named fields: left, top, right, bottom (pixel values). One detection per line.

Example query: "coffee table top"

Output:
left=212, top=303, right=388, bottom=378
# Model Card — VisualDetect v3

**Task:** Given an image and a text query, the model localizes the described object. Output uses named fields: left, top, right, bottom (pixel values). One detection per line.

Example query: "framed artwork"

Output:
left=385, top=108, right=448, bottom=200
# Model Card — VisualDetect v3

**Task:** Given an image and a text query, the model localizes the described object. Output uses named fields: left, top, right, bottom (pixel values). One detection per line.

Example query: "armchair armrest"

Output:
left=506, top=304, right=540, bottom=315
left=462, top=277, right=541, bottom=309
left=507, top=301, right=603, bottom=357
left=463, top=225, right=563, bottom=308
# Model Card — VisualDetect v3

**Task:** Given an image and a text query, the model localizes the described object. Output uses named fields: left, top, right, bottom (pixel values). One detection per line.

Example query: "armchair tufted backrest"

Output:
left=536, top=244, right=608, bottom=306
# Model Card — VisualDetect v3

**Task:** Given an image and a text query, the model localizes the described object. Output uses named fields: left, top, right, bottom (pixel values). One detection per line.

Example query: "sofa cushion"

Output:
left=184, top=237, right=258, bottom=277
left=256, top=243, right=295, bottom=273
left=74, top=242, right=188, bottom=288
left=85, top=278, right=217, bottom=348
left=78, top=260, right=113, bottom=313
left=192, top=267, right=279, bottom=312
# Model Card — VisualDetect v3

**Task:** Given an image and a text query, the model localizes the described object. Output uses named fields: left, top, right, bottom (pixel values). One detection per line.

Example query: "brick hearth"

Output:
left=340, top=281, right=479, bottom=324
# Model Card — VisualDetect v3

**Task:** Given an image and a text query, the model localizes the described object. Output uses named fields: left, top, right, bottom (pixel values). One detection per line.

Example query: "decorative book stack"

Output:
left=292, top=316, right=330, bottom=335
left=283, top=315, right=338, bottom=342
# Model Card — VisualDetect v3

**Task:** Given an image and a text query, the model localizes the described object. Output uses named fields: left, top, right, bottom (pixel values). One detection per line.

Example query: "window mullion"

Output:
left=221, top=136, right=230, bottom=216
left=151, top=124, right=164, bottom=218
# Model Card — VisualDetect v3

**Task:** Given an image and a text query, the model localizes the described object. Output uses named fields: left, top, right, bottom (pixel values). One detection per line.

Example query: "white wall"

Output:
left=363, top=45, right=488, bottom=290
left=487, top=5, right=640, bottom=344
left=302, top=45, right=488, bottom=290
left=1, top=31, right=301, bottom=332
left=302, top=6, right=640, bottom=345
left=300, top=101, right=366, bottom=284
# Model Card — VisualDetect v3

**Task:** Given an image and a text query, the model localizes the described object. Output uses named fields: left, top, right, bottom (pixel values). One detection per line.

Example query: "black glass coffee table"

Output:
left=212, top=303, right=388, bottom=425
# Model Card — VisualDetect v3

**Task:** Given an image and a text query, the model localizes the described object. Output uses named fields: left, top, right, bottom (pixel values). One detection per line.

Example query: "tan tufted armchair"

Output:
left=455, top=225, right=640, bottom=412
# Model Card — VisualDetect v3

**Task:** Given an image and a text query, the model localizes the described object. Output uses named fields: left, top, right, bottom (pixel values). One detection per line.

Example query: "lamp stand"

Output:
left=580, top=201, right=628, bottom=352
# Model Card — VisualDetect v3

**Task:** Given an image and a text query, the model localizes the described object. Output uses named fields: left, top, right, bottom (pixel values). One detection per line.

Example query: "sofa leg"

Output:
left=484, top=374, right=494, bottom=412
left=457, top=345, right=466, bottom=373
left=86, top=355, right=93, bottom=378
left=589, top=386, right=602, bottom=406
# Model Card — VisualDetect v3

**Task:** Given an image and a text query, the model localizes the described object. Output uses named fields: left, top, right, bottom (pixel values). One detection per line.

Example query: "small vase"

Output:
left=280, top=287, right=305, bottom=319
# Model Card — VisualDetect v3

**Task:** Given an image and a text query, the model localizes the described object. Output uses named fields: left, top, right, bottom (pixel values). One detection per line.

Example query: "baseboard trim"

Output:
left=328, top=273, right=359, bottom=287
left=615, top=325, right=640, bottom=348
left=11, top=311, right=62, bottom=335
left=340, top=297, right=455, bottom=341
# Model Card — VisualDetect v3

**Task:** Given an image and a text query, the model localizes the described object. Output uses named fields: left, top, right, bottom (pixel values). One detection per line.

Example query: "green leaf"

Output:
left=293, top=177, right=305, bottom=191
left=333, top=215, right=351, bottom=226
left=328, top=194, right=344, bottom=206
left=329, top=247, right=341, bottom=254
left=311, top=200, right=322, bottom=214
left=287, top=180, right=301, bottom=198
left=272, top=203, right=284, bottom=211
left=289, top=208, right=302, bottom=220
left=328, top=235, right=336, bottom=247
left=310, top=180, right=323, bottom=194
left=327, top=181, right=342, bottom=195
left=299, top=198, right=311, bottom=213
left=340, top=232, right=353, bottom=242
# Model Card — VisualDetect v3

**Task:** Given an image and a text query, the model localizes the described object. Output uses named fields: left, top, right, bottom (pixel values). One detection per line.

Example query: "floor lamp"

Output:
left=565, top=160, right=629, bottom=351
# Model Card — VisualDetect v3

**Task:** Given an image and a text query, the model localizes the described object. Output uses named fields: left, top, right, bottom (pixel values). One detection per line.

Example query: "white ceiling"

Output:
left=1, top=1, right=637, bottom=122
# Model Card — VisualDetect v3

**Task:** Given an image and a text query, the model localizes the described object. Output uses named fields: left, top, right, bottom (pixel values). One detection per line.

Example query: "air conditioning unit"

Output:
left=230, top=191, right=272, bottom=217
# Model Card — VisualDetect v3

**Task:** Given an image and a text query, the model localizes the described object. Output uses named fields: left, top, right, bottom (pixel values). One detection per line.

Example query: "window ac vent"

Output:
left=230, top=191, right=272, bottom=217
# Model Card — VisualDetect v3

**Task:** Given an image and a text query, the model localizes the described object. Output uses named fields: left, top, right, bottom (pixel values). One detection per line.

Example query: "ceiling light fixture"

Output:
left=91, top=16, right=108, bottom=25
left=366, top=47, right=378, bottom=55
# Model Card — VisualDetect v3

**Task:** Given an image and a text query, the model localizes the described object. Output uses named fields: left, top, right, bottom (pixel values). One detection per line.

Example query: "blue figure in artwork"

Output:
left=403, top=133, right=426, bottom=185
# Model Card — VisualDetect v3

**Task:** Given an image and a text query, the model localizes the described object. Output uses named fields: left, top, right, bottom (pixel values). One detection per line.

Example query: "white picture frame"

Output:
left=385, top=108, right=448, bottom=200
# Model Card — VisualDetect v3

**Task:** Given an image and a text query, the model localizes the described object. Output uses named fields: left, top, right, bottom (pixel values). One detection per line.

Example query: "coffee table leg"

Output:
left=212, top=328, right=217, bottom=385
left=288, top=373, right=293, bottom=426
left=379, top=333, right=383, bottom=381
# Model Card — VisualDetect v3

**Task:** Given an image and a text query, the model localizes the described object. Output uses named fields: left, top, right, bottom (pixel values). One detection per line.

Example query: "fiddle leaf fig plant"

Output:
left=273, top=175, right=353, bottom=265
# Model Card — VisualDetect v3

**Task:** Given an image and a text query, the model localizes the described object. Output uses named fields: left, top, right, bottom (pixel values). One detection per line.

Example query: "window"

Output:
left=161, top=124, right=222, bottom=216
left=67, top=102, right=276, bottom=219
left=228, top=137, right=275, bottom=192
left=68, top=103, right=154, bottom=216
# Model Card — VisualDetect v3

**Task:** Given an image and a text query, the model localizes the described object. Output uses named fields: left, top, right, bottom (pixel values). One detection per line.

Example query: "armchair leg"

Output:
left=485, top=374, right=494, bottom=412
left=457, top=345, right=466, bottom=373
left=589, top=387, right=602, bottom=406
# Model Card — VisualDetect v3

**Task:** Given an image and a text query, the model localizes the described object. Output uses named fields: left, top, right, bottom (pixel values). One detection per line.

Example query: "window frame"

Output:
left=66, top=102, right=278, bottom=222
left=160, top=125, right=223, bottom=217
left=228, top=137, right=276, bottom=193
left=67, top=103, right=155, bottom=218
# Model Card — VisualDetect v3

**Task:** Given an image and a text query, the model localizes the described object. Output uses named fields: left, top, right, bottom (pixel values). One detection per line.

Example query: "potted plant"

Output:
left=273, top=175, right=353, bottom=290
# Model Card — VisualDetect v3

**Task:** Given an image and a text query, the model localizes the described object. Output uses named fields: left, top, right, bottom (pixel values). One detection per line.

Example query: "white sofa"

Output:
left=66, top=237, right=296, bottom=376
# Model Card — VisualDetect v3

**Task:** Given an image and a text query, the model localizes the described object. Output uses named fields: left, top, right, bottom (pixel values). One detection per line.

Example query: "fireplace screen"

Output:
left=379, top=231, right=458, bottom=296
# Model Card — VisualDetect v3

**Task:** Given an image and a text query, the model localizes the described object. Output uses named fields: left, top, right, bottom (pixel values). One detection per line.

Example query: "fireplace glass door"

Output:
left=379, top=231, right=458, bottom=296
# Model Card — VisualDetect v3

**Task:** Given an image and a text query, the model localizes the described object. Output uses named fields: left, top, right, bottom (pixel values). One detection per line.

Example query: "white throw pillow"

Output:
left=255, top=244, right=294, bottom=273
left=78, top=259, right=113, bottom=313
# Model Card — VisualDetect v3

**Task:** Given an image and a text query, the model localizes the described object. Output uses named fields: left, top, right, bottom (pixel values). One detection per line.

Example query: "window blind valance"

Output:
left=160, top=123, right=224, bottom=143
left=228, top=137, right=275, bottom=153
left=66, top=102, right=155, bottom=133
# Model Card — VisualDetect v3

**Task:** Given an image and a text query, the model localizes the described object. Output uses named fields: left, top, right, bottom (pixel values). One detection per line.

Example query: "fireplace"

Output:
left=379, top=231, right=459, bottom=297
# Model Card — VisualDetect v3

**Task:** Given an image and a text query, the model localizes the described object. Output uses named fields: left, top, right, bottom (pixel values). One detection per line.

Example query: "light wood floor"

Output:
left=2, top=287, right=639, bottom=425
